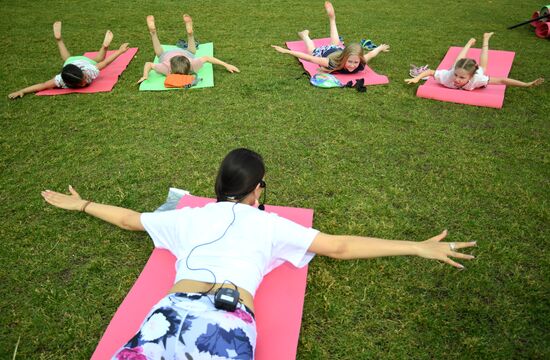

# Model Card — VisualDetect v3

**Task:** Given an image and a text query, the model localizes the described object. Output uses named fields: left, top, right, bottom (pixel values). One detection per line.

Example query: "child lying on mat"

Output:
left=137, top=14, right=239, bottom=84
left=8, top=22, right=129, bottom=99
left=271, top=1, right=389, bottom=74
left=405, top=32, right=544, bottom=89
left=42, top=148, right=476, bottom=359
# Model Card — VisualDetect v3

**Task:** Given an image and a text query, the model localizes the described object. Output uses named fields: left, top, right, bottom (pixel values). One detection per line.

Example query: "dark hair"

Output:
left=455, top=58, right=479, bottom=76
left=215, top=148, right=265, bottom=202
left=61, top=64, right=85, bottom=88
left=170, top=56, right=191, bottom=74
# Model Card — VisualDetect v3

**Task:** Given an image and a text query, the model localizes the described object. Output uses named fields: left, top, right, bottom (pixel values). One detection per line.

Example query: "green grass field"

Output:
left=1, top=0, right=549, bottom=358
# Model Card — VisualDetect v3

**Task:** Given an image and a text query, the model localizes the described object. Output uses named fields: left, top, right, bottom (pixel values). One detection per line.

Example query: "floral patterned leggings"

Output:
left=113, top=293, right=256, bottom=360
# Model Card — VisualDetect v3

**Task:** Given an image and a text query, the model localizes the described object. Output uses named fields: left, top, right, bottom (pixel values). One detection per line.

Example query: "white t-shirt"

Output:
left=54, top=60, right=100, bottom=88
left=434, top=67, right=489, bottom=91
left=140, top=202, right=319, bottom=296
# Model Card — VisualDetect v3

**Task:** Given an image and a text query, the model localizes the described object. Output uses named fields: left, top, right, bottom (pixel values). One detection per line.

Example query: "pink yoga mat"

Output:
left=91, top=194, right=315, bottom=360
left=286, top=37, right=389, bottom=86
left=36, top=47, right=138, bottom=96
left=416, top=47, right=515, bottom=108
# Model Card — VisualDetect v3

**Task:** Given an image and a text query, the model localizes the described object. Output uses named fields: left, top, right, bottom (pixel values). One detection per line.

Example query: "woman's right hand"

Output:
left=404, top=77, right=419, bottom=84
left=271, top=45, right=289, bottom=54
left=41, top=185, right=86, bottom=211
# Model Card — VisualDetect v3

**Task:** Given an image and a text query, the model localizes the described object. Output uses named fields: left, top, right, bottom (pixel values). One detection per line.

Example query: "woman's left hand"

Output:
left=416, top=230, right=476, bottom=269
left=41, top=185, right=86, bottom=211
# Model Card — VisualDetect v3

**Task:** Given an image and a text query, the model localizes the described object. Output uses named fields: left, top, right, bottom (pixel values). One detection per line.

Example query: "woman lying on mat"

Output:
left=271, top=1, right=389, bottom=74
left=405, top=32, right=544, bottom=89
left=41, top=148, right=475, bottom=359
left=137, top=14, right=239, bottom=84
left=8, top=22, right=129, bottom=99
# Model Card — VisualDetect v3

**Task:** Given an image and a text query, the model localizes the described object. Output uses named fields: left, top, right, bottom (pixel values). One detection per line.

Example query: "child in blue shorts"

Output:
left=8, top=21, right=129, bottom=99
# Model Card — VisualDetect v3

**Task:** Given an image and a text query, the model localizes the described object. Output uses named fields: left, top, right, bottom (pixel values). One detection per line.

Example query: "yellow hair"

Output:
left=326, top=43, right=366, bottom=72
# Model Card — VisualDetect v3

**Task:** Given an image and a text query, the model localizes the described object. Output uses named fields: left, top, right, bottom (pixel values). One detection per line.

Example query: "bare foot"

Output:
left=146, top=15, right=156, bottom=33
left=183, top=14, right=193, bottom=35
left=103, top=30, right=113, bottom=48
left=325, top=1, right=335, bottom=19
left=529, top=78, right=544, bottom=87
left=298, top=30, right=310, bottom=40
left=483, top=32, right=494, bottom=41
left=53, top=21, right=62, bottom=40
left=467, top=38, right=476, bottom=46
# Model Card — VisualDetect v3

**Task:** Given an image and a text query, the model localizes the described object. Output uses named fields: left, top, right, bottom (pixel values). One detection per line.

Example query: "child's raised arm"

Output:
left=96, top=43, right=129, bottom=70
left=363, top=44, right=390, bottom=63
left=199, top=55, right=240, bottom=73
left=405, top=69, right=435, bottom=84
left=453, top=38, right=476, bottom=67
left=8, top=78, right=57, bottom=99
left=488, top=77, right=544, bottom=87
left=271, top=45, right=330, bottom=67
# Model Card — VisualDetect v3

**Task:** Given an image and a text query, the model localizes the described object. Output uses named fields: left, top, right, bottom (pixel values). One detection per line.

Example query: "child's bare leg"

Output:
left=325, top=1, right=340, bottom=45
left=53, top=21, right=71, bottom=61
left=454, top=38, right=476, bottom=66
left=298, top=30, right=316, bottom=54
left=183, top=14, right=196, bottom=54
left=91, top=30, right=113, bottom=62
left=479, top=32, right=493, bottom=70
left=147, top=15, right=164, bottom=57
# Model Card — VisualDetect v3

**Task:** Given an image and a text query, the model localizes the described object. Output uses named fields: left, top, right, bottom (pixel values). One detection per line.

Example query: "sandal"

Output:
left=360, top=39, right=378, bottom=50
left=176, top=39, right=200, bottom=49
left=409, top=64, right=430, bottom=79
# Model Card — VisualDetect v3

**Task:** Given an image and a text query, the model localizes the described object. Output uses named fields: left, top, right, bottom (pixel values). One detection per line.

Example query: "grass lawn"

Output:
left=1, top=0, right=548, bottom=358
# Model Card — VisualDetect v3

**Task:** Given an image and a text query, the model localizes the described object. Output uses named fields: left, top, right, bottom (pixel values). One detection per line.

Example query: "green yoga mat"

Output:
left=139, top=43, right=214, bottom=91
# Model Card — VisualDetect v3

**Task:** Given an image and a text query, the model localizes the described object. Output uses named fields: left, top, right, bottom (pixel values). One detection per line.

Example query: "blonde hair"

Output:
left=454, top=58, right=479, bottom=77
left=170, top=56, right=191, bottom=75
left=326, top=43, right=366, bottom=72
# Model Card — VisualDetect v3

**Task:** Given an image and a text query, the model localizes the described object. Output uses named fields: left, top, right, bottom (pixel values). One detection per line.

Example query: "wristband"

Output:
left=81, top=201, right=92, bottom=213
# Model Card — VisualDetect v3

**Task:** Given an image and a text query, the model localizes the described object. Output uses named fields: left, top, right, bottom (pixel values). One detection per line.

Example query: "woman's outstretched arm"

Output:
left=309, top=230, right=476, bottom=269
left=41, top=185, right=144, bottom=231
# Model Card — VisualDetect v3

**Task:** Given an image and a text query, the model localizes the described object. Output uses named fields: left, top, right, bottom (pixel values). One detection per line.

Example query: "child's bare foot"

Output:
left=528, top=78, right=544, bottom=87
left=183, top=14, right=193, bottom=35
left=298, top=30, right=310, bottom=40
left=146, top=15, right=156, bottom=33
left=102, top=30, right=113, bottom=48
left=483, top=32, right=494, bottom=41
left=324, top=1, right=335, bottom=19
left=53, top=21, right=62, bottom=40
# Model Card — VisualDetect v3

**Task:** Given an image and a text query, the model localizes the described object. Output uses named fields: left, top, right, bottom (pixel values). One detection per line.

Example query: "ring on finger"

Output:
left=449, top=242, right=456, bottom=251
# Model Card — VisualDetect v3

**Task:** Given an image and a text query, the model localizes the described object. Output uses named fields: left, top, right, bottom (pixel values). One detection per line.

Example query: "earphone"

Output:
left=223, top=180, right=267, bottom=211
left=258, top=180, right=267, bottom=211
